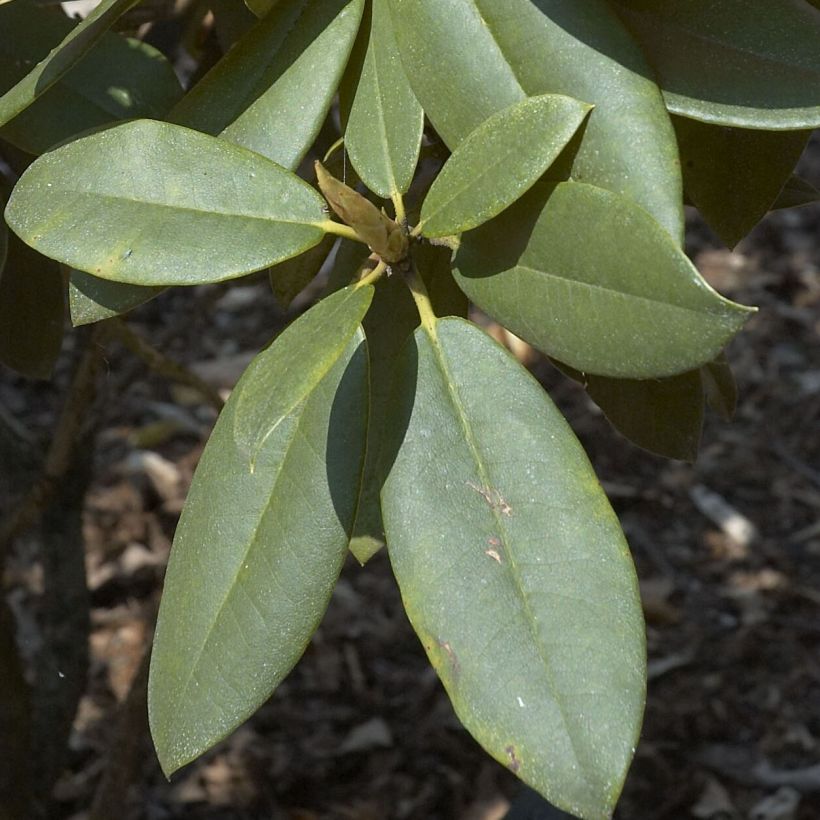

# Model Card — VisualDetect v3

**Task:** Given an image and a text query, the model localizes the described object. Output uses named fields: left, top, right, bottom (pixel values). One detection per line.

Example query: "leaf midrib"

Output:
left=426, top=322, right=592, bottom=788
left=515, top=262, right=736, bottom=319
left=38, top=189, right=324, bottom=228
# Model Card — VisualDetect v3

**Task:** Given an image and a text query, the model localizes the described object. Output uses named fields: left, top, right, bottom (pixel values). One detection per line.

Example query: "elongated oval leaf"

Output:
left=0, top=31, right=183, bottom=156
left=420, top=95, right=592, bottom=238
left=233, top=285, right=374, bottom=461
left=343, top=0, right=423, bottom=199
left=68, top=271, right=164, bottom=326
left=0, top=0, right=140, bottom=127
left=380, top=317, right=645, bottom=820
left=5, top=120, right=329, bottom=286
left=171, top=0, right=363, bottom=170
left=612, top=0, right=820, bottom=129
left=0, top=232, right=64, bottom=379
left=674, top=118, right=811, bottom=248
left=388, top=0, right=684, bottom=240
left=149, top=304, right=371, bottom=777
left=454, top=181, right=754, bottom=378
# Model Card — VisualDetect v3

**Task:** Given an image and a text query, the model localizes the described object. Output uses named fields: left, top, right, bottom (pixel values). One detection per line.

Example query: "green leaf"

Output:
left=269, top=234, right=335, bottom=310
left=772, top=175, right=820, bottom=210
left=674, top=118, right=811, bottom=248
left=612, top=0, right=820, bottom=129
left=343, top=0, right=423, bottom=199
left=350, top=243, right=467, bottom=565
left=454, top=181, right=754, bottom=379
left=0, top=29, right=183, bottom=156
left=0, top=0, right=141, bottom=127
left=170, top=0, right=364, bottom=170
left=209, top=0, right=257, bottom=50
left=0, top=231, right=64, bottom=379
left=388, top=0, right=684, bottom=240
left=0, top=212, right=7, bottom=275
left=701, top=354, right=737, bottom=422
left=559, top=361, right=705, bottom=462
left=245, top=0, right=280, bottom=15
left=5, top=120, right=329, bottom=286
left=149, top=290, right=372, bottom=777
left=380, top=317, right=645, bottom=820
left=420, top=95, right=592, bottom=238
left=68, top=271, right=164, bottom=327
left=232, top=285, right=374, bottom=462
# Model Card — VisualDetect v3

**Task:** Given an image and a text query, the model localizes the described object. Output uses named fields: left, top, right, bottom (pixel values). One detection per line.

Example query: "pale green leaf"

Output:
left=388, top=0, right=684, bottom=240
left=149, top=295, right=371, bottom=777
left=454, top=181, right=754, bottom=378
left=343, top=0, right=423, bottom=199
left=675, top=118, right=811, bottom=247
left=68, top=271, right=164, bottom=327
left=612, top=0, right=820, bottom=129
left=5, top=120, right=329, bottom=286
left=171, top=0, right=364, bottom=170
left=420, top=94, right=592, bottom=238
left=232, top=285, right=374, bottom=462
left=0, top=28, right=183, bottom=156
left=381, top=317, right=645, bottom=820
left=0, top=232, right=64, bottom=379
left=0, top=0, right=141, bottom=127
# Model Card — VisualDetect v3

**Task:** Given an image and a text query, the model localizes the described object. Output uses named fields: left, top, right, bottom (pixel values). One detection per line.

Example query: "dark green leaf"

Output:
left=772, top=175, right=820, bottom=210
left=5, top=120, right=329, bottom=286
left=68, top=271, right=164, bottom=327
left=149, top=290, right=372, bottom=777
left=269, top=234, right=335, bottom=310
left=388, top=0, right=684, bottom=240
left=0, top=231, right=63, bottom=379
left=674, top=117, right=811, bottom=247
left=612, top=0, right=820, bottom=129
left=209, top=0, right=257, bottom=50
left=454, top=181, right=754, bottom=378
left=381, top=317, right=645, bottom=820
left=420, top=95, right=592, bottom=238
left=350, top=244, right=467, bottom=565
left=170, top=0, right=364, bottom=170
left=0, top=29, right=183, bottom=156
left=343, top=0, right=423, bottom=199
left=701, top=354, right=737, bottom=421
left=567, top=363, right=704, bottom=462
left=0, top=0, right=141, bottom=127
left=232, top=285, right=374, bottom=462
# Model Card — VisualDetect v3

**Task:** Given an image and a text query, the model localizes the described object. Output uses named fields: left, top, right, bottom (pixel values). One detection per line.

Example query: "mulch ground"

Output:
left=1, top=145, right=818, bottom=820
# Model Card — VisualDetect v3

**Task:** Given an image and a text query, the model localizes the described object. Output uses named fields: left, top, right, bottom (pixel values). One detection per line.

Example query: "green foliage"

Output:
left=1, top=0, right=817, bottom=815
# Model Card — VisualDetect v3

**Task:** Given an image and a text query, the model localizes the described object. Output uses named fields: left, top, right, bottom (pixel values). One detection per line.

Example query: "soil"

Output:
left=1, top=144, right=818, bottom=820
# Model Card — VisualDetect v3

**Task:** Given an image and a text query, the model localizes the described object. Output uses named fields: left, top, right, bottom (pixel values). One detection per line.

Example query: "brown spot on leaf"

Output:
left=467, top=482, right=512, bottom=516
left=505, top=745, right=521, bottom=773
left=437, top=640, right=460, bottom=679
left=485, top=549, right=502, bottom=564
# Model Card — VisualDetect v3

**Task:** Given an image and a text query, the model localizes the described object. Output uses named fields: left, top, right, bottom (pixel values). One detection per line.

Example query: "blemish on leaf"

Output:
left=505, top=745, right=521, bottom=773
left=437, top=640, right=460, bottom=678
left=485, top=548, right=502, bottom=564
left=468, top=482, right=512, bottom=516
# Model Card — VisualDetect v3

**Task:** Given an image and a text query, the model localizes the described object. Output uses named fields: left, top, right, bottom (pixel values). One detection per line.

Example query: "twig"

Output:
left=0, top=327, right=103, bottom=560
left=89, top=645, right=151, bottom=820
left=101, top=319, right=224, bottom=411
